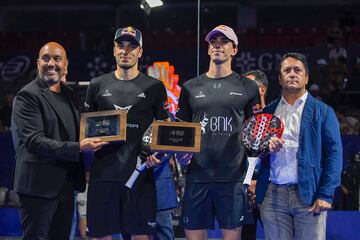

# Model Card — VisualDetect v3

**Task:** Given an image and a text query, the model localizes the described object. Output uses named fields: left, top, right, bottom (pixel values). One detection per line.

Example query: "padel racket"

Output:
left=125, top=124, right=171, bottom=188
left=241, top=113, right=284, bottom=187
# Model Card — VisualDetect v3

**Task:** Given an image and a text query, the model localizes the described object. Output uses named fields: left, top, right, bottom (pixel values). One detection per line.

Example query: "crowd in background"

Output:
left=0, top=5, right=359, bottom=233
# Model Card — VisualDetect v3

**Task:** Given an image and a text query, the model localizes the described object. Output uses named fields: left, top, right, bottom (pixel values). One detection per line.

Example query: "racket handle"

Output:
left=243, top=157, right=260, bottom=186
left=125, top=162, right=147, bottom=189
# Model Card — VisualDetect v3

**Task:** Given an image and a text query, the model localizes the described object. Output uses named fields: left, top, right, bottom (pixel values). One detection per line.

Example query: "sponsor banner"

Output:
left=1, top=46, right=358, bottom=88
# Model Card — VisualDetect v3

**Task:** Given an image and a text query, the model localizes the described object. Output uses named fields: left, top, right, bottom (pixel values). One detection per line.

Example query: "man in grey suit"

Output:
left=12, top=42, right=107, bottom=240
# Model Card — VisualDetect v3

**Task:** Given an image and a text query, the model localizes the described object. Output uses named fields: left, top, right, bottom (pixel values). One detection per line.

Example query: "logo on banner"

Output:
left=87, top=56, right=108, bottom=78
left=0, top=56, right=30, bottom=81
left=235, top=52, right=283, bottom=72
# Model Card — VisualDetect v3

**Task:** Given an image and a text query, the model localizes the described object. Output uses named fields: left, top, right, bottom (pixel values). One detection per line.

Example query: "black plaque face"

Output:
left=150, top=121, right=201, bottom=152
left=157, top=126, right=195, bottom=147
left=85, top=115, right=120, bottom=138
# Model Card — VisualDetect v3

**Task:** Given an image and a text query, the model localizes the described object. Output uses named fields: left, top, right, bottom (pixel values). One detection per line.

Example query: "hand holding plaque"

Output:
left=79, top=137, right=109, bottom=152
left=125, top=121, right=201, bottom=188
left=125, top=124, right=170, bottom=188
left=80, top=110, right=127, bottom=142
left=150, top=121, right=201, bottom=153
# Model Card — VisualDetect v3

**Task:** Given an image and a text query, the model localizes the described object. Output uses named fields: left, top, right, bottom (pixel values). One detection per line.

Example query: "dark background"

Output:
left=1, top=0, right=360, bottom=211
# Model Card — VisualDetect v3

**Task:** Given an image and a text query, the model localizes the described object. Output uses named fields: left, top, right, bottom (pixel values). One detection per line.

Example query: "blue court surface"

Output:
left=1, top=207, right=359, bottom=239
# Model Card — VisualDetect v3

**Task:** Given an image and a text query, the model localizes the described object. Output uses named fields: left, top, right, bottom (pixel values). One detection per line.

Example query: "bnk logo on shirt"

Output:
left=200, top=114, right=233, bottom=135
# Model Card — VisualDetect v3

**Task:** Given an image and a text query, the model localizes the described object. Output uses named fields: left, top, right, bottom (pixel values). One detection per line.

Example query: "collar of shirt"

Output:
left=276, top=91, right=308, bottom=142
left=279, top=91, right=308, bottom=109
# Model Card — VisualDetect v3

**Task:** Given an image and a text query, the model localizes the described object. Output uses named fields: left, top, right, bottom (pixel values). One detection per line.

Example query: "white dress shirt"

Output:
left=270, top=91, right=308, bottom=184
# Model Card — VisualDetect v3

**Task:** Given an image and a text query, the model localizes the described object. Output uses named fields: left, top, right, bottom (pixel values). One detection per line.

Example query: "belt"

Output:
left=270, top=182, right=298, bottom=188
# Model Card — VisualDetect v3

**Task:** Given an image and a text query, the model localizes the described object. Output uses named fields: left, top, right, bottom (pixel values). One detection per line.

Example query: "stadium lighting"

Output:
left=140, top=0, right=163, bottom=8
left=140, top=0, right=163, bottom=14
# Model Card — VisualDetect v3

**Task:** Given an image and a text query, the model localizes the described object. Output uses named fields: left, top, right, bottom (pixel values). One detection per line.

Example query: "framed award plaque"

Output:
left=79, top=110, right=127, bottom=142
left=150, top=121, right=201, bottom=153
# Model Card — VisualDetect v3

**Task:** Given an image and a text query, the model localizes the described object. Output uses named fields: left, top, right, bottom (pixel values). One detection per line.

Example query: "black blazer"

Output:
left=12, top=78, right=85, bottom=198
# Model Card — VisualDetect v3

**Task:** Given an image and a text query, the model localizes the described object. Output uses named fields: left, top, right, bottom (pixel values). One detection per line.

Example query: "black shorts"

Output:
left=87, top=177, right=157, bottom=237
left=181, top=182, right=252, bottom=230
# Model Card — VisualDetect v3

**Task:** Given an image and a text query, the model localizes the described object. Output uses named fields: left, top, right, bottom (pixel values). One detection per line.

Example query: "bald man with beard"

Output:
left=12, top=42, right=107, bottom=240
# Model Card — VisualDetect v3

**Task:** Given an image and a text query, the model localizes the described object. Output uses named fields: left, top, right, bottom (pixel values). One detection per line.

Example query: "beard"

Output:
left=118, top=62, right=136, bottom=70
left=42, top=74, right=60, bottom=86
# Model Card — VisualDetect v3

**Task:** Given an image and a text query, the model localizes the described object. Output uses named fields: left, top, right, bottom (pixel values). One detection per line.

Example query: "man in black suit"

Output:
left=12, top=42, right=107, bottom=240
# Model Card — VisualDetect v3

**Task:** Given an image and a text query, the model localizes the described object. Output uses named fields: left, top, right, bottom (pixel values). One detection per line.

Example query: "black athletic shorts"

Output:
left=181, top=182, right=252, bottom=230
left=87, top=175, right=157, bottom=237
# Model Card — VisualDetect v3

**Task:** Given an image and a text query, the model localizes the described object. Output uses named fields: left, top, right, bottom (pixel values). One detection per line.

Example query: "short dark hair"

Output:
left=242, top=69, right=268, bottom=87
left=279, top=52, right=309, bottom=75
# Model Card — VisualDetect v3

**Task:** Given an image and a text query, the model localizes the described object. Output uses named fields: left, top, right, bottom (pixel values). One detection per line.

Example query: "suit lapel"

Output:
left=299, top=94, right=315, bottom=144
left=301, top=94, right=315, bottom=122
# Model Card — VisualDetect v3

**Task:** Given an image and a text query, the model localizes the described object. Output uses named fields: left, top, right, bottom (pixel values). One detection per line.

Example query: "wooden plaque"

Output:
left=79, top=110, right=127, bottom=142
left=150, top=121, right=201, bottom=153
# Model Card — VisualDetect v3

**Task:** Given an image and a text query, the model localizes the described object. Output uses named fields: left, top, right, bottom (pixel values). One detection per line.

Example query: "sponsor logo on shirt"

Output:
left=229, top=92, right=243, bottom=96
left=101, top=89, right=112, bottom=97
left=163, top=101, right=170, bottom=110
left=239, top=215, right=244, bottom=222
left=210, top=116, right=233, bottom=134
left=213, top=83, right=222, bottom=89
left=200, top=113, right=209, bottom=134
left=195, top=91, right=206, bottom=98
left=137, top=92, right=146, bottom=98
left=114, top=104, right=133, bottom=112
left=113, top=105, right=139, bottom=129
left=183, top=216, right=189, bottom=224
left=127, top=123, right=139, bottom=129
left=201, top=114, right=233, bottom=136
